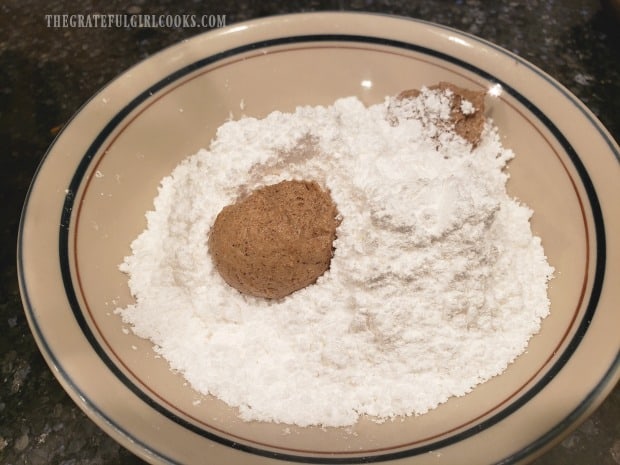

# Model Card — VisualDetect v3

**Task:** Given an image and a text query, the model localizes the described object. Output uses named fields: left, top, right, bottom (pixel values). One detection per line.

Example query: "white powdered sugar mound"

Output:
left=116, top=87, right=554, bottom=427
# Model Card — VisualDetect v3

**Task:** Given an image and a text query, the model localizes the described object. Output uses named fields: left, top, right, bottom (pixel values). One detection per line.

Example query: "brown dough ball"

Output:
left=393, top=82, right=486, bottom=147
left=208, top=180, right=340, bottom=299
left=431, top=82, right=485, bottom=146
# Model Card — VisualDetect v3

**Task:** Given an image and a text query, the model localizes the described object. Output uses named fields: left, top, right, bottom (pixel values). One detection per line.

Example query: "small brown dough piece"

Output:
left=395, top=82, right=486, bottom=146
left=208, top=180, right=340, bottom=300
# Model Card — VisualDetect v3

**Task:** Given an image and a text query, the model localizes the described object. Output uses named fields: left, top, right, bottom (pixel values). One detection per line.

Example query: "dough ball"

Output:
left=208, top=180, right=340, bottom=299
left=392, top=82, right=486, bottom=147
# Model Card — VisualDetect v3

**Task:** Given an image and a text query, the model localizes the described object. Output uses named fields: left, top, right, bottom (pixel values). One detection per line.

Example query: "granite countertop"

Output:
left=1, top=0, right=618, bottom=464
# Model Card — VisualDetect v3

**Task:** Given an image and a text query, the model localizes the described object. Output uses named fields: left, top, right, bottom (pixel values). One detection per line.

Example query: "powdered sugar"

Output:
left=460, top=99, right=475, bottom=115
left=116, top=87, right=554, bottom=427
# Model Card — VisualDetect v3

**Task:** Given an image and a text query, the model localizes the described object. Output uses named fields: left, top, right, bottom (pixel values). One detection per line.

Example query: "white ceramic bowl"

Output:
left=18, top=12, right=620, bottom=465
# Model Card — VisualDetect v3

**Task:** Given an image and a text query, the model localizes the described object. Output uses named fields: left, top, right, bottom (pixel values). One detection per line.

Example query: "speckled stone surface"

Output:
left=1, top=0, right=618, bottom=464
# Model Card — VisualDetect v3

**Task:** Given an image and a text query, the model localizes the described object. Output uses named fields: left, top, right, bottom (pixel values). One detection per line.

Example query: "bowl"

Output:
left=17, top=12, right=620, bottom=465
